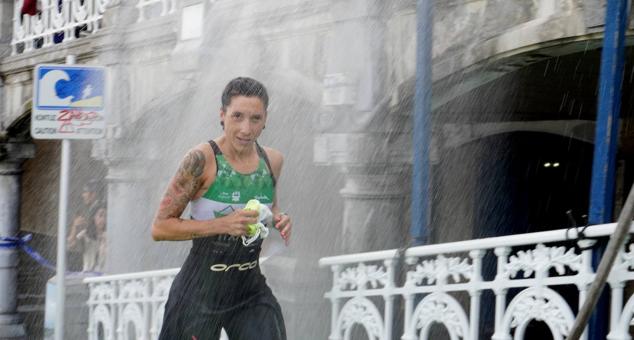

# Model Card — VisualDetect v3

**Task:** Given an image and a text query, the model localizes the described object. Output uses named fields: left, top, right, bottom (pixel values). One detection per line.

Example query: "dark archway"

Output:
left=431, top=46, right=634, bottom=242
left=428, top=41, right=634, bottom=340
left=476, top=131, right=593, bottom=238
left=431, top=131, right=593, bottom=241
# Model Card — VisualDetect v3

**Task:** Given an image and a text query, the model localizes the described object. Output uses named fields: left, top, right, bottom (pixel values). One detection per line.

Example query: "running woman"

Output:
left=152, top=77, right=292, bottom=340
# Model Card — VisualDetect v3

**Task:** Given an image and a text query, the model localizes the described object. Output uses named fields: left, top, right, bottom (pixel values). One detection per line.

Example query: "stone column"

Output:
left=340, top=165, right=410, bottom=252
left=0, top=142, right=34, bottom=340
left=103, top=159, right=154, bottom=273
left=104, top=160, right=141, bottom=273
left=315, top=0, right=411, bottom=253
left=102, top=154, right=187, bottom=274
left=93, top=0, right=187, bottom=274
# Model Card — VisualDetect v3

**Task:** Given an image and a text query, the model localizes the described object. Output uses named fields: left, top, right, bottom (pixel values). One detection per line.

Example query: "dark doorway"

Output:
left=432, top=131, right=594, bottom=242
left=475, top=131, right=594, bottom=238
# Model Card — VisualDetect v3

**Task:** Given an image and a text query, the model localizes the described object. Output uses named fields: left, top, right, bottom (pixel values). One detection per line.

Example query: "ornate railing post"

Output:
left=401, top=255, right=416, bottom=340
left=492, top=246, right=511, bottom=340
left=469, top=249, right=485, bottom=340
left=577, top=239, right=596, bottom=340
left=383, top=258, right=396, bottom=340
left=327, top=264, right=342, bottom=340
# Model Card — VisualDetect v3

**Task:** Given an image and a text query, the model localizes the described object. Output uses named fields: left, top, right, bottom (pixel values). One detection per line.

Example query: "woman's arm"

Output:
left=151, top=147, right=211, bottom=240
left=151, top=145, right=258, bottom=241
left=264, top=147, right=292, bottom=245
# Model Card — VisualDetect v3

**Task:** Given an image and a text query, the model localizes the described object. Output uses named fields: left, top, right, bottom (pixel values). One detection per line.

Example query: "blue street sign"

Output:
left=32, top=64, right=107, bottom=139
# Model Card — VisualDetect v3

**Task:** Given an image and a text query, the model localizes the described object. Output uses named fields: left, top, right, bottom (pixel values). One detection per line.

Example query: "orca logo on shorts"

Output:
left=210, top=260, right=258, bottom=272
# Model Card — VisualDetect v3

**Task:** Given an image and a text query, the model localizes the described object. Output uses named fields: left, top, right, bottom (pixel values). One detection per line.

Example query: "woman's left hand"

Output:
left=274, top=213, right=292, bottom=245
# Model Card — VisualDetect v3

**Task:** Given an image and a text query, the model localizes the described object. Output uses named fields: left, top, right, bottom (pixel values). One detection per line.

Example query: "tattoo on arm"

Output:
left=157, top=150, right=206, bottom=220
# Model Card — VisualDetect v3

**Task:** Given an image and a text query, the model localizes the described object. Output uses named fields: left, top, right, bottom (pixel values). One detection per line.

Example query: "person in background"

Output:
left=74, top=206, right=107, bottom=272
left=67, top=180, right=104, bottom=271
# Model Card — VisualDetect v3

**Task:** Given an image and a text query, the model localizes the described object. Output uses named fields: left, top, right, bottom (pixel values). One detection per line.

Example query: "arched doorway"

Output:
left=427, top=42, right=634, bottom=340
left=465, top=132, right=592, bottom=238
left=430, top=46, right=634, bottom=242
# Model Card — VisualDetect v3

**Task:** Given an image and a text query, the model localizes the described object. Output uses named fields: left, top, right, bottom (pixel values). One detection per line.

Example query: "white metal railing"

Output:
left=319, top=222, right=634, bottom=340
left=84, top=268, right=179, bottom=340
left=11, top=0, right=185, bottom=55
left=12, top=0, right=110, bottom=55
left=84, top=268, right=230, bottom=340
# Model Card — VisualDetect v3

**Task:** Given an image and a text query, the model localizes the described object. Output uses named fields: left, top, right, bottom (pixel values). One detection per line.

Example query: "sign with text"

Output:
left=32, top=65, right=107, bottom=139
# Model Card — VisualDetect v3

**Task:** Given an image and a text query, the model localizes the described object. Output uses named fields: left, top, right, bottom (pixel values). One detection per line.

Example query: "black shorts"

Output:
left=158, top=287, right=286, bottom=340
left=158, top=234, right=286, bottom=340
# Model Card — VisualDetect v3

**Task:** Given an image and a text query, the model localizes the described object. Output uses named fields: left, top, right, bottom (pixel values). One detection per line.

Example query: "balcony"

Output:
left=318, top=223, right=634, bottom=340
left=11, top=0, right=178, bottom=55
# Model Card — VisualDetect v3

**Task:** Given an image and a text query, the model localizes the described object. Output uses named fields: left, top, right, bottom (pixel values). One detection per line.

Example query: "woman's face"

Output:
left=220, top=95, right=267, bottom=153
left=94, top=208, right=106, bottom=232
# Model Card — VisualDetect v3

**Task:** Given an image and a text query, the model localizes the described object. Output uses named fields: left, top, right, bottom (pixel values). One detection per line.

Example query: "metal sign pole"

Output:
left=411, top=0, right=433, bottom=246
left=54, top=54, right=75, bottom=340
left=585, top=0, right=630, bottom=337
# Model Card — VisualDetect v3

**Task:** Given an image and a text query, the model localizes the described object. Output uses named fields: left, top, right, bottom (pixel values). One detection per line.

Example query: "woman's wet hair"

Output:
left=86, top=205, right=107, bottom=239
left=221, top=77, right=269, bottom=110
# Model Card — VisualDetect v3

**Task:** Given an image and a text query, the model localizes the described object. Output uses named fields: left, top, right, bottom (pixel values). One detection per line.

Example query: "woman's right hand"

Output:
left=220, top=209, right=259, bottom=236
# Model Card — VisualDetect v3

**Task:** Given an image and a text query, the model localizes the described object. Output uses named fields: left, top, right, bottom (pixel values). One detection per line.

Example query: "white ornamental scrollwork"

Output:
left=408, top=255, right=472, bottom=286
left=153, top=276, right=174, bottom=298
left=91, top=304, right=114, bottom=340
left=337, top=263, right=387, bottom=290
left=121, top=303, right=145, bottom=340
left=499, top=287, right=574, bottom=339
left=505, top=244, right=581, bottom=278
left=119, top=279, right=148, bottom=300
left=89, top=282, right=116, bottom=303
left=614, top=243, right=634, bottom=273
left=71, top=0, right=90, bottom=24
left=51, top=0, right=69, bottom=30
left=410, top=293, right=469, bottom=339
left=337, top=297, right=384, bottom=340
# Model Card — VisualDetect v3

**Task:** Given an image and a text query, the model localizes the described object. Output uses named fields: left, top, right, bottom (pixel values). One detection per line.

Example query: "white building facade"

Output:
left=0, top=0, right=633, bottom=339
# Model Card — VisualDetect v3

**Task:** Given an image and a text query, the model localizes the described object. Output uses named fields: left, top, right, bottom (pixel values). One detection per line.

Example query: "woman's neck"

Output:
left=216, top=136, right=257, bottom=162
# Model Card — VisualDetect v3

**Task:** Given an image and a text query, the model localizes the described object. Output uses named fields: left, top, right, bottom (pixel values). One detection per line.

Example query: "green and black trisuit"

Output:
left=158, top=140, right=286, bottom=340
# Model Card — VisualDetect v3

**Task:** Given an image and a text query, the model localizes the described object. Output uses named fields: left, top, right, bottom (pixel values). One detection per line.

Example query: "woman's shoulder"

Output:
left=259, top=145, right=284, bottom=178
left=260, top=145, right=283, bottom=163
left=188, top=142, right=217, bottom=170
